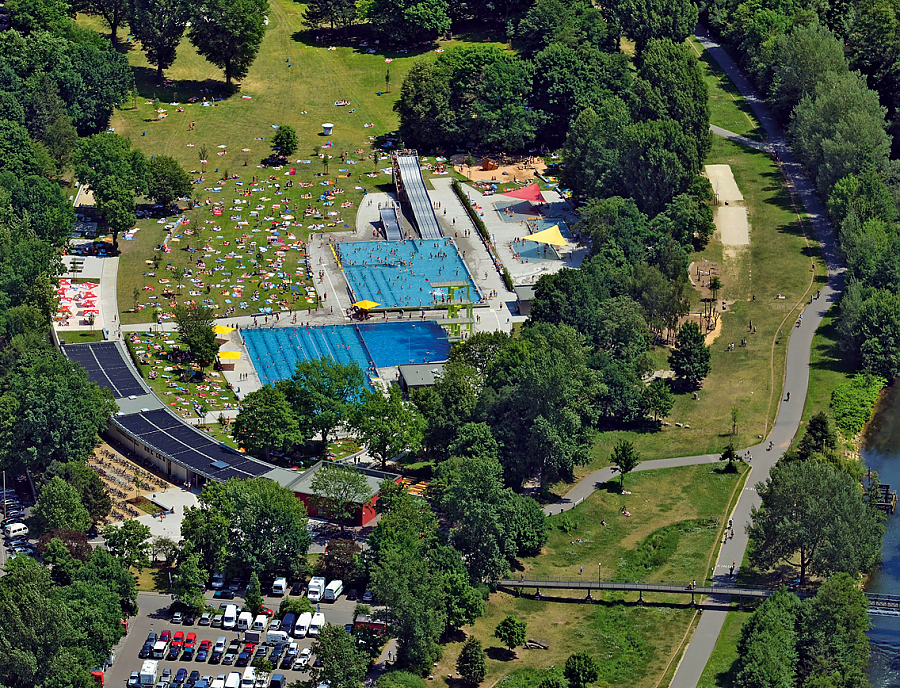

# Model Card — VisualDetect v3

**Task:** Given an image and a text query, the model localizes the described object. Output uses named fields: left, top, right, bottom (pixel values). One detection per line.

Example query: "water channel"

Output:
left=863, top=384, right=900, bottom=687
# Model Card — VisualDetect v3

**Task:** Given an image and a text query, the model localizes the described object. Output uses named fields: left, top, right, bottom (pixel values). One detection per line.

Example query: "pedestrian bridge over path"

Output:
left=498, top=579, right=900, bottom=616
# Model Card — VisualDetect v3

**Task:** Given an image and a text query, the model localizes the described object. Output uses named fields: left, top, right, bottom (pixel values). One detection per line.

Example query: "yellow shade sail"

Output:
left=213, top=325, right=235, bottom=335
left=353, top=300, right=381, bottom=310
left=522, top=225, right=568, bottom=247
left=218, top=351, right=241, bottom=360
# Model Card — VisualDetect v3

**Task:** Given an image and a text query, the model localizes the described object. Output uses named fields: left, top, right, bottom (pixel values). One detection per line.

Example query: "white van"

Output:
left=307, top=577, right=326, bottom=602
left=294, top=612, right=312, bottom=638
left=251, top=614, right=267, bottom=632
left=237, top=611, right=253, bottom=631
left=323, top=580, right=343, bottom=602
left=308, top=612, right=325, bottom=636
left=3, top=523, right=27, bottom=539
left=225, top=673, right=241, bottom=688
left=211, top=678, right=225, bottom=688
left=266, top=630, right=289, bottom=645
left=271, top=577, right=287, bottom=596
left=240, top=667, right=256, bottom=688
left=222, top=604, right=238, bottom=630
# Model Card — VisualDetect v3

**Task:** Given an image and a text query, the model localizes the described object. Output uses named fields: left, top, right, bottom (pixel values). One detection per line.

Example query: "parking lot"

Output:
left=107, top=588, right=364, bottom=686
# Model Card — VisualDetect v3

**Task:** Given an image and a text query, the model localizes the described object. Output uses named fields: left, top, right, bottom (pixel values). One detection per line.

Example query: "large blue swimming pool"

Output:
left=243, top=322, right=450, bottom=387
left=336, top=239, right=481, bottom=309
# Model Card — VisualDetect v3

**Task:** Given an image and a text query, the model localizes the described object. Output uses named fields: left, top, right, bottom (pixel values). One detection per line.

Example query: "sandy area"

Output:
left=705, top=164, right=743, bottom=203
left=450, top=156, right=548, bottom=183
left=716, top=206, right=750, bottom=247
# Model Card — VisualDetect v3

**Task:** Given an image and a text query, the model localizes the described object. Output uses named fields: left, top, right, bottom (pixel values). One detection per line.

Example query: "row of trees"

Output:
left=7, top=0, right=270, bottom=86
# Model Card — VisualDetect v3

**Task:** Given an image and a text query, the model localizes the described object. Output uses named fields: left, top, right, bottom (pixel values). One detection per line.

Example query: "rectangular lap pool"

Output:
left=243, top=322, right=450, bottom=388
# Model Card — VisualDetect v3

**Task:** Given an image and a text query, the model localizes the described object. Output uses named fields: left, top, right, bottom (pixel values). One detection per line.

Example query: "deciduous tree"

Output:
left=669, top=321, right=711, bottom=389
left=147, top=155, right=191, bottom=207
left=187, top=0, right=270, bottom=87
left=494, top=615, right=526, bottom=653
left=32, top=477, right=91, bottom=536
left=233, top=386, right=302, bottom=460
left=352, top=385, right=424, bottom=468
left=173, top=303, right=218, bottom=370
left=271, top=125, right=299, bottom=157
left=564, top=652, right=599, bottom=688
left=174, top=552, right=207, bottom=613
left=309, top=463, right=371, bottom=530
left=103, top=519, right=152, bottom=572
left=610, top=440, right=640, bottom=489
left=245, top=571, right=263, bottom=615
left=310, top=623, right=369, bottom=688
left=279, top=358, right=364, bottom=444
left=130, top=0, right=192, bottom=80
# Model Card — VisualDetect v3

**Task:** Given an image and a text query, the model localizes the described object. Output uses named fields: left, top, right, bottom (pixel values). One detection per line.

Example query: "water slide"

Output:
left=394, top=152, right=443, bottom=239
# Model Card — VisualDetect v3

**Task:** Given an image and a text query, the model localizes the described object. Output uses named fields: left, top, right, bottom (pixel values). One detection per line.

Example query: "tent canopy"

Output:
left=523, top=225, right=568, bottom=247
left=502, top=183, right=545, bottom=203
left=213, top=325, right=235, bottom=335
left=353, top=300, right=381, bottom=310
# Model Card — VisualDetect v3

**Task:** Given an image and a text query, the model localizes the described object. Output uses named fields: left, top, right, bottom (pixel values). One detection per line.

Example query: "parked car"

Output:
left=222, top=652, right=236, bottom=666
left=199, top=613, right=212, bottom=626
left=140, top=643, right=153, bottom=659
left=294, top=648, right=311, bottom=669
left=160, top=630, right=171, bottom=644
left=172, top=631, right=185, bottom=648
left=167, top=645, right=181, bottom=661
left=362, top=591, right=373, bottom=602
left=345, top=589, right=358, bottom=601
left=183, top=614, right=196, bottom=626
left=129, top=672, right=140, bottom=687
left=162, top=669, right=172, bottom=681
left=290, top=581, right=304, bottom=596
left=187, top=671, right=200, bottom=687
left=182, top=646, right=196, bottom=661
left=260, top=607, right=274, bottom=617
left=197, top=640, right=212, bottom=662
left=235, top=651, right=250, bottom=667
left=213, top=590, right=235, bottom=600
left=172, top=611, right=184, bottom=624
left=279, top=655, right=294, bottom=670
left=185, top=633, right=197, bottom=648
left=175, top=670, right=188, bottom=684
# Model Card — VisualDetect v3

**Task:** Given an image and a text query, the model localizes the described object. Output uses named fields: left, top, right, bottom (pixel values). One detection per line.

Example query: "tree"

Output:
left=45, top=461, right=111, bottom=523
left=302, top=0, right=358, bottom=31
left=669, top=321, right=711, bottom=389
left=75, top=136, right=147, bottom=197
left=457, top=636, right=486, bottom=684
left=150, top=536, right=179, bottom=565
left=364, top=0, right=450, bottom=44
left=245, top=571, right=263, bottom=615
left=719, top=442, right=739, bottom=473
left=233, top=386, right=302, bottom=460
left=748, top=460, right=883, bottom=584
left=83, top=0, right=130, bottom=43
left=735, top=588, right=801, bottom=688
left=444, top=572, right=484, bottom=632
left=271, top=126, right=298, bottom=157
left=797, top=412, right=838, bottom=459
left=494, top=615, right=526, bottom=654
left=180, top=506, right=230, bottom=575
left=36, top=528, right=93, bottom=562
left=40, top=537, right=82, bottom=584
left=6, top=0, right=72, bottom=34
left=279, top=358, right=364, bottom=444
left=790, top=70, right=891, bottom=193
left=309, top=623, right=368, bottom=688
left=610, top=440, right=640, bottom=490
left=309, top=463, right=371, bottom=531
left=252, top=659, right=273, bottom=687
left=605, top=0, right=698, bottom=54
left=129, top=0, right=192, bottom=80
left=174, top=552, right=207, bottom=613
left=643, top=379, right=674, bottom=421
left=147, top=155, right=191, bottom=207
left=187, top=0, right=270, bottom=86
left=352, top=385, right=425, bottom=468
left=103, top=519, right=152, bottom=572
left=174, top=303, right=219, bottom=370
left=96, top=175, right=136, bottom=248
left=0, top=119, right=44, bottom=178
left=31, top=476, right=91, bottom=535
left=564, top=652, right=600, bottom=688
left=320, top=538, right=362, bottom=582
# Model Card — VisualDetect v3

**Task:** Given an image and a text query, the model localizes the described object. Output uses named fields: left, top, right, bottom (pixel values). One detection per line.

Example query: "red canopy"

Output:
left=501, top=183, right=545, bottom=203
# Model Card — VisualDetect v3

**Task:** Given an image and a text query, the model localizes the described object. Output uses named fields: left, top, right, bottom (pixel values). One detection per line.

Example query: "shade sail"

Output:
left=523, top=225, right=568, bottom=247
left=213, top=325, right=235, bottom=335
left=501, top=183, right=545, bottom=203
left=218, top=351, right=241, bottom=360
left=353, top=300, right=381, bottom=309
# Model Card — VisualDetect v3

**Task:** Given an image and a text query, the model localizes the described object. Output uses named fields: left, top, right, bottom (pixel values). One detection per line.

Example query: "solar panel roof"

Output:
left=115, top=408, right=273, bottom=481
left=64, top=341, right=146, bottom=399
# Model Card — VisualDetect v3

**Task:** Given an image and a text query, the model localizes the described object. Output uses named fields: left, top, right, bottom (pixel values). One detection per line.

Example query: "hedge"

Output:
left=451, top=179, right=490, bottom=241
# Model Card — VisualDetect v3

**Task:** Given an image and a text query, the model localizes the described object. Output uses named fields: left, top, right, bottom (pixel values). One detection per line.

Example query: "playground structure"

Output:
left=431, top=280, right=475, bottom=340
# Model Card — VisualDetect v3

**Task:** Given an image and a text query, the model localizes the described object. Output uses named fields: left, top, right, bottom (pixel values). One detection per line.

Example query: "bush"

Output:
left=277, top=596, right=313, bottom=619
left=377, top=671, right=427, bottom=688
left=503, top=267, right=514, bottom=291
left=830, top=374, right=886, bottom=437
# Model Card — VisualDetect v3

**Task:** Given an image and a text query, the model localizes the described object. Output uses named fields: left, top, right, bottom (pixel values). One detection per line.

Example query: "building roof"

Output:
left=264, top=461, right=399, bottom=502
left=398, top=362, right=446, bottom=388
left=514, top=285, right=535, bottom=301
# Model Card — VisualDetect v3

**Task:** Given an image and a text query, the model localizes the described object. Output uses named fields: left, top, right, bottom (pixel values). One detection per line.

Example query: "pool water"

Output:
left=337, top=239, right=480, bottom=309
left=243, top=322, right=450, bottom=388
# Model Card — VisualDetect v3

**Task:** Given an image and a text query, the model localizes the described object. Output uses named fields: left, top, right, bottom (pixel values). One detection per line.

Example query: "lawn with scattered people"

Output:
left=433, top=464, right=748, bottom=688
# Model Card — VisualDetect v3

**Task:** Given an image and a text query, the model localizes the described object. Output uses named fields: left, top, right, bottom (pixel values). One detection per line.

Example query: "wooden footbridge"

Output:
left=498, top=578, right=900, bottom=616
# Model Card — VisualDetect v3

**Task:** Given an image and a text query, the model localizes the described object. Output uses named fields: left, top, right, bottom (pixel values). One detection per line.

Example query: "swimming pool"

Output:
left=243, top=322, right=450, bottom=388
left=337, top=239, right=481, bottom=309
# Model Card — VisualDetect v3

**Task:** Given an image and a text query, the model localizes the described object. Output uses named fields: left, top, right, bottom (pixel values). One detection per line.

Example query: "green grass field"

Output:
left=802, top=305, right=854, bottom=423
left=584, top=137, right=824, bottom=474
left=688, top=37, right=762, bottom=140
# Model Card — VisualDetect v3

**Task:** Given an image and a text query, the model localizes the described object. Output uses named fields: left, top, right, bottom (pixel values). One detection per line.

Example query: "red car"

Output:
left=185, top=633, right=197, bottom=648
left=261, top=608, right=274, bottom=617
left=199, top=640, right=212, bottom=652
left=244, top=643, right=255, bottom=653
left=160, top=630, right=171, bottom=644
left=172, top=631, right=185, bottom=648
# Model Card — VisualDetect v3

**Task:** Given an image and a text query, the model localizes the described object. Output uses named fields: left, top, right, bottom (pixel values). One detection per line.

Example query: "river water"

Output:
left=863, top=384, right=900, bottom=687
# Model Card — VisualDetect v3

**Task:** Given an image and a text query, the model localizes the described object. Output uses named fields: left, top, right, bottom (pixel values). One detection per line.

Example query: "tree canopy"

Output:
left=187, top=0, right=270, bottom=86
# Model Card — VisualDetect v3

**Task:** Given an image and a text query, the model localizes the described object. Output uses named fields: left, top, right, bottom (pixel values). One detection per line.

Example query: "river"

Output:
left=863, top=384, right=900, bottom=687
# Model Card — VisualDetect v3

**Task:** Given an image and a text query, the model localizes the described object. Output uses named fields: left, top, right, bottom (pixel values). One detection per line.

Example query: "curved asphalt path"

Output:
left=542, top=27, right=846, bottom=688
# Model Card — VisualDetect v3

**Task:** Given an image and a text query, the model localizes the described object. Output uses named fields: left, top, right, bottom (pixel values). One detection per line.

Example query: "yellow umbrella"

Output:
left=353, top=300, right=381, bottom=310
left=213, top=325, right=235, bottom=335
left=522, top=225, right=568, bottom=247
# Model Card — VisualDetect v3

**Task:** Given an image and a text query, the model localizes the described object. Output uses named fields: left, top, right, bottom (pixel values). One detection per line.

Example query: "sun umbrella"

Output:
left=353, top=300, right=381, bottom=310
